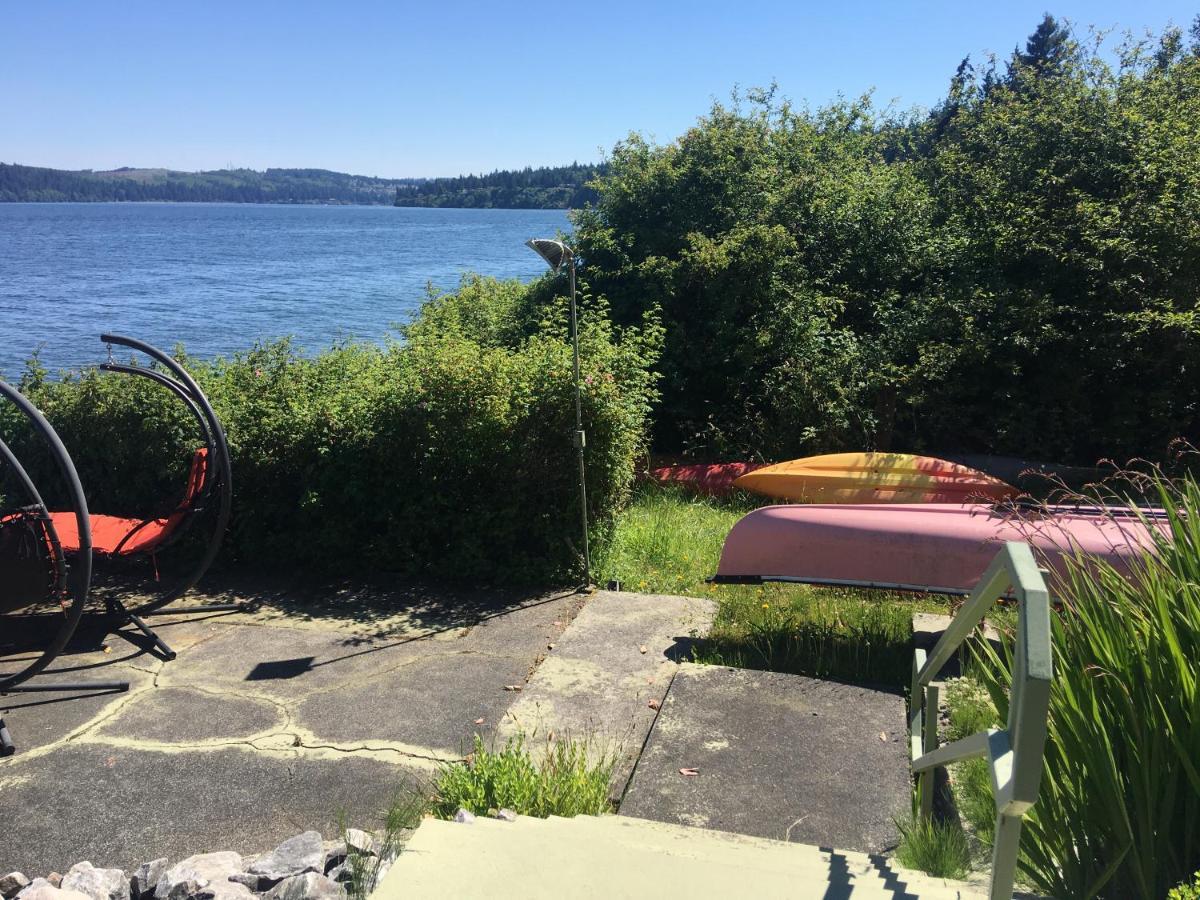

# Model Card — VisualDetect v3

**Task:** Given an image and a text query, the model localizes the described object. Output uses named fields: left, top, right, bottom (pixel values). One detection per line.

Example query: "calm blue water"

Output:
left=0, top=203, right=571, bottom=376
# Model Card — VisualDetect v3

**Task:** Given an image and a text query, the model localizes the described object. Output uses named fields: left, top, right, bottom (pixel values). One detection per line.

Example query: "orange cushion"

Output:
left=46, top=448, right=209, bottom=557
left=48, top=512, right=179, bottom=556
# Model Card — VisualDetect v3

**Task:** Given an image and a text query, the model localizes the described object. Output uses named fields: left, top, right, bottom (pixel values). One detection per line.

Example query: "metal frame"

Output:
left=0, top=378, right=128, bottom=758
left=96, top=334, right=235, bottom=614
left=67, top=335, right=250, bottom=662
left=908, top=541, right=1053, bottom=900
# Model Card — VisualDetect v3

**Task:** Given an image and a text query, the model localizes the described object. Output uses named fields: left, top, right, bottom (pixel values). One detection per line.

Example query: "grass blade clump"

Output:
left=432, top=734, right=614, bottom=820
left=340, top=790, right=427, bottom=900
left=972, top=474, right=1200, bottom=899
left=894, top=807, right=971, bottom=879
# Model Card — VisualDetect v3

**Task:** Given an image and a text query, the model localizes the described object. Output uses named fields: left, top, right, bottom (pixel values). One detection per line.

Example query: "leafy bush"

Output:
left=1, top=275, right=660, bottom=583
left=1170, top=872, right=1200, bottom=900
left=432, top=734, right=613, bottom=819
left=575, top=18, right=1200, bottom=462
left=973, top=476, right=1200, bottom=898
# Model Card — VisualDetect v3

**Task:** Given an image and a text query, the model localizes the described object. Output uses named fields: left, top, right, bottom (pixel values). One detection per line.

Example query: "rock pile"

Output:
left=0, top=831, right=392, bottom=900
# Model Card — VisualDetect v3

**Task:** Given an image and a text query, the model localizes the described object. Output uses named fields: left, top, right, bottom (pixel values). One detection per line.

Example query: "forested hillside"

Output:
left=392, top=163, right=602, bottom=208
left=0, top=162, right=600, bottom=208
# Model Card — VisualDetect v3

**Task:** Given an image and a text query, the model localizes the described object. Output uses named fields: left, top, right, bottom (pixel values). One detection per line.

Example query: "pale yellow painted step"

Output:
left=373, top=814, right=988, bottom=899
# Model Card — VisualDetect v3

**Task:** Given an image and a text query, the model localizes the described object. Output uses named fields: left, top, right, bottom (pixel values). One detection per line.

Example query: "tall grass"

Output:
left=340, top=791, right=426, bottom=900
left=972, top=475, right=1200, bottom=899
left=894, top=807, right=972, bottom=879
left=598, top=484, right=947, bottom=686
left=432, top=734, right=614, bottom=820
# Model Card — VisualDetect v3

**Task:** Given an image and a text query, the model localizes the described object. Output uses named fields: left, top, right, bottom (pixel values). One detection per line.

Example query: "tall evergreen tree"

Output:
left=1010, top=13, right=1073, bottom=78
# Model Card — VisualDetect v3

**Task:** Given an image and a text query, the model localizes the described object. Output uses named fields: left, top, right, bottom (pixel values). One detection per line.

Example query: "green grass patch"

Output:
left=894, top=809, right=971, bottom=879
left=432, top=734, right=614, bottom=820
left=598, top=484, right=951, bottom=686
left=940, top=675, right=1001, bottom=850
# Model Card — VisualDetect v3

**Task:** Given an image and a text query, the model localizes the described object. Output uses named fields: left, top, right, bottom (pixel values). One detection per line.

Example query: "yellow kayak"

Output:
left=732, top=452, right=1018, bottom=504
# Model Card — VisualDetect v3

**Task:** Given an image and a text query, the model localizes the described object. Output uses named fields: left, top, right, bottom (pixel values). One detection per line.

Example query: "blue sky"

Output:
left=2, top=1, right=1195, bottom=178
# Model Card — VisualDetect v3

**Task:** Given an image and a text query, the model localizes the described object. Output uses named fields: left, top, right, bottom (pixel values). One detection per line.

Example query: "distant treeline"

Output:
left=392, top=163, right=603, bottom=208
left=0, top=162, right=601, bottom=208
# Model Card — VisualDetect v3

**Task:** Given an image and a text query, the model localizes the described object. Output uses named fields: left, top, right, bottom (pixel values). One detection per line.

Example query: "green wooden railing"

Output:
left=909, top=541, right=1053, bottom=900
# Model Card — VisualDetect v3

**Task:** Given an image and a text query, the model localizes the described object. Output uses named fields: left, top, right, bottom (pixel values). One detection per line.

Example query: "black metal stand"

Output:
left=1, top=680, right=129, bottom=758
left=106, top=597, right=257, bottom=662
left=0, top=600, right=255, bottom=757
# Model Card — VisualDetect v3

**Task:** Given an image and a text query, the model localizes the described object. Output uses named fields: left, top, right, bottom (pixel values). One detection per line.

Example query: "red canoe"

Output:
left=711, top=503, right=1163, bottom=595
left=648, top=462, right=767, bottom=496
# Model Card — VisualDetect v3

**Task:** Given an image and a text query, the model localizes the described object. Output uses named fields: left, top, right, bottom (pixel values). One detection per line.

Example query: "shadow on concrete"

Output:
left=819, top=849, right=921, bottom=900
left=3, top=567, right=579, bottom=693
left=109, top=566, right=578, bottom=640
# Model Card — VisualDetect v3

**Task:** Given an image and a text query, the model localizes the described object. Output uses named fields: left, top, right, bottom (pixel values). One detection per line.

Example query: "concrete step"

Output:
left=497, top=590, right=716, bottom=799
left=373, top=813, right=988, bottom=899
left=619, top=662, right=911, bottom=853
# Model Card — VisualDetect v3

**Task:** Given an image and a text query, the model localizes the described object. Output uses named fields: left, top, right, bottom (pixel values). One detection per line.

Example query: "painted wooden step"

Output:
left=373, top=814, right=988, bottom=899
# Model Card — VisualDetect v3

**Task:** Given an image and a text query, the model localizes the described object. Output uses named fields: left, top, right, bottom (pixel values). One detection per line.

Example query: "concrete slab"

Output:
left=619, top=663, right=910, bottom=854
left=0, top=744, right=427, bottom=875
left=0, top=576, right=586, bottom=874
left=911, top=613, right=1003, bottom=680
left=295, top=652, right=535, bottom=754
left=92, top=687, right=284, bottom=743
left=498, top=590, right=715, bottom=797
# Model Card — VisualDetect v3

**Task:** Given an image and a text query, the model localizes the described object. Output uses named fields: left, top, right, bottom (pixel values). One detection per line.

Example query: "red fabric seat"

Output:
left=49, top=448, right=208, bottom=556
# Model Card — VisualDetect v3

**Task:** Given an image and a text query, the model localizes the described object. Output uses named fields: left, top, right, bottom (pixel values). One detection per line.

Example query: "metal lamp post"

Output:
left=526, top=238, right=590, bottom=589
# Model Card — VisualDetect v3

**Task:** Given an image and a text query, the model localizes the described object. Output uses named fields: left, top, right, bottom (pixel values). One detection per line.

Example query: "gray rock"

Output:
left=154, top=852, right=243, bottom=900
left=130, top=861, right=167, bottom=900
left=162, top=882, right=204, bottom=900
left=323, top=865, right=351, bottom=886
left=452, top=809, right=475, bottom=824
left=61, top=863, right=129, bottom=900
left=342, top=829, right=377, bottom=858
left=1, top=874, right=31, bottom=900
left=320, top=842, right=346, bottom=876
left=262, top=874, right=345, bottom=900
left=16, top=880, right=90, bottom=900
left=494, top=808, right=517, bottom=822
left=223, top=876, right=261, bottom=892
left=198, top=885, right=253, bottom=900
left=44, top=879, right=61, bottom=891
left=246, top=832, right=324, bottom=884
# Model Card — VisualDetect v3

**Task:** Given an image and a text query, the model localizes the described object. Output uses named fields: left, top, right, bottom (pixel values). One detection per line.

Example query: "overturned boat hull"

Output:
left=732, top=453, right=1017, bottom=504
left=711, top=503, right=1162, bottom=595
left=648, top=461, right=766, bottom=496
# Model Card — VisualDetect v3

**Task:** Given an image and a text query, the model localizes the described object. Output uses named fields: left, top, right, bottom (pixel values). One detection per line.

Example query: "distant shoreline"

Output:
left=0, top=161, right=600, bottom=209
left=0, top=199, right=573, bottom=210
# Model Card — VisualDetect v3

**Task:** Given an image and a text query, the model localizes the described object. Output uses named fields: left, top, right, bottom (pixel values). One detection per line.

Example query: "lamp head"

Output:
left=526, top=238, right=573, bottom=272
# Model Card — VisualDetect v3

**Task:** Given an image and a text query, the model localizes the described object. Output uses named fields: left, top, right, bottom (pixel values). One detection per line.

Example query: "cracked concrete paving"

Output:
left=0, top=579, right=588, bottom=874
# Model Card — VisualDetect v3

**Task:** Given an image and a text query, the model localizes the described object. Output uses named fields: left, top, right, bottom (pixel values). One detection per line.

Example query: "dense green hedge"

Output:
left=1, top=276, right=660, bottom=582
left=575, top=17, right=1200, bottom=463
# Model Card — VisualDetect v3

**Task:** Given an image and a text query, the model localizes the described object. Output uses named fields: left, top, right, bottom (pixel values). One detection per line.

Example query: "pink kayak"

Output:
left=648, top=462, right=767, bottom=496
left=711, top=503, right=1164, bottom=595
